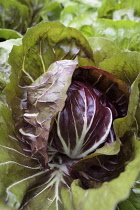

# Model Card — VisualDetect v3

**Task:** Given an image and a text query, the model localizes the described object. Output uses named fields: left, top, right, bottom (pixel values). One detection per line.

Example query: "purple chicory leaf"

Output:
left=19, top=59, right=78, bottom=166
left=49, top=81, right=113, bottom=159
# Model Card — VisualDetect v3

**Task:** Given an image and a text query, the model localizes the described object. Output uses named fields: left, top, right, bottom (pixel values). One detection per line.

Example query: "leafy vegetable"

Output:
left=1, top=1, right=140, bottom=209
left=1, top=21, right=140, bottom=210
left=88, top=37, right=121, bottom=66
left=0, top=29, right=22, bottom=42
left=0, top=38, right=22, bottom=89
left=50, top=80, right=113, bottom=159
left=70, top=19, right=140, bottom=52
left=59, top=0, right=102, bottom=26
left=0, top=0, right=29, bottom=34
left=19, top=59, right=78, bottom=166
left=0, top=0, right=64, bottom=34
left=49, top=63, right=130, bottom=159
left=98, top=0, right=140, bottom=20
left=4, top=21, right=93, bottom=165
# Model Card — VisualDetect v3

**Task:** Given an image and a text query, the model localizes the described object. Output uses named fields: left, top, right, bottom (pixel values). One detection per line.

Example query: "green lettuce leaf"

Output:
left=0, top=104, right=41, bottom=208
left=0, top=38, right=22, bottom=89
left=16, top=0, right=58, bottom=25
left=41, top=1, right=63, bottom=21
left=88, top=37, right=121, bottom=66
left=77, top=19, right=140, bottom=52
left=117, top=190, right=140, bottom=210
left=59, top=0, right=140, bottom=26
left=0, top=0, right=62, bottom=34
left=0, top=198, right=11, bottom=210
left=0, top=29, right=22, bottom=41
left=59, top=0, right=101, bottom=27
left=0, top=0, right=29, bottom=33
left=5, top=21, right=93, bottom=101
left=114, top=73, right=140, bottom=138
left=136, top=105, right=140, bottom=136
left=99, top=51, right=140, bottom=85
left=98, top=0, right=140, bottom=20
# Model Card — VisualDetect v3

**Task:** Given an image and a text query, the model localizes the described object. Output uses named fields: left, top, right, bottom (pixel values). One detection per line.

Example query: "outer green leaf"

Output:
left=98, top=0, right=121, bottom=19
left=60, top=4, right=79, bottom=26
left=122, top=174, right=140, bottom=210
left=0, top=104, right=42, bottom=209
left=69, top=14, right=96, bottom=29
left=71, top=139, right=140, bottom=210
left=0, top=0, right=29, bottom=33
left=98, top=0, right=140, bottom=19
left=117, top=190, right=140, bottom=210
left=8, top=21, right=93, bottom=88
left=95, top=19, right=139, bottom=51
left=135, top=105, right=140, bottom=136
left=73, top=0, right=102, bottom=7
left=20, top=169, right=71, bottom=210
left=60, top=7, right=97, bottom=27
left=59, top=0, right=102, bottom=26
left=113, top=8, right=140, bottom=22
left=77, top=19, right=140, bottom=52
left=0, top=198, right=11, bottom=210
left=114, top=74, right=140, bottom=137
left=99, top=51, right=140, bottom=85
left=42, top=1, right=63, bottom=21
left=99, top=52, right=140, bottom=137
left=16, top=0, right=53, bottom=25
left=88, top=37, right=121, bottom=65
left=5, top=21, right=93, bottom=103
left=0, top=38, right=22, bottom=90
left=0, top=29, right=22, bottom=41
left=61, top=187, right=73, bottom=210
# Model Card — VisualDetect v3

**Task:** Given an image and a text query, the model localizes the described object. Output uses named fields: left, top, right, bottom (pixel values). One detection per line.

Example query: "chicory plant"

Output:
left=1, top=22, right=140, bottom=210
